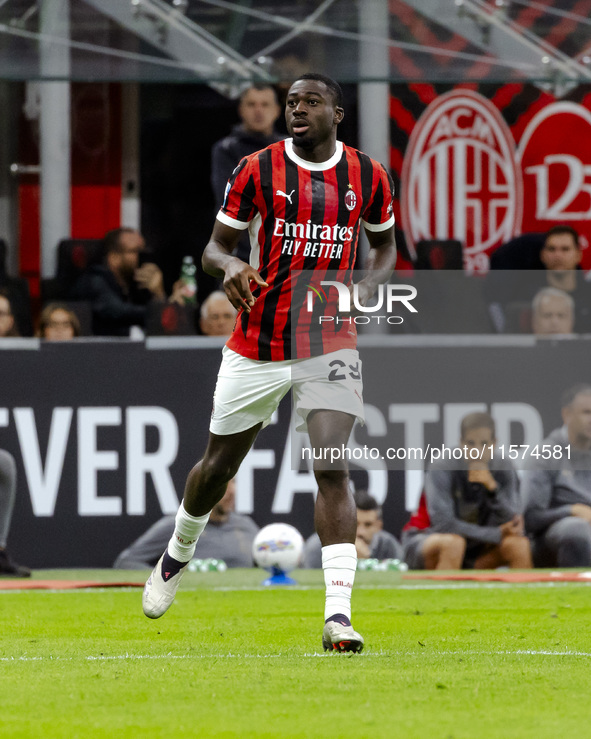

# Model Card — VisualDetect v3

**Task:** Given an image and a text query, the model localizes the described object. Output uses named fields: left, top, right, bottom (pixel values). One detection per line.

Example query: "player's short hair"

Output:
left=239, top=84, right=278, bottom=104
left=460, top=412, right=496, bottom=439
left=103, top=227, right=137, bottom=256
left=295, top=73, right=343, bottom=108
left=532, top=287, right=574, bottom=315
left=354, top=489, right=382, bottom=519
left=561, top=383, right=591, bottom=409
left=544, top=225, right=580, bottom=248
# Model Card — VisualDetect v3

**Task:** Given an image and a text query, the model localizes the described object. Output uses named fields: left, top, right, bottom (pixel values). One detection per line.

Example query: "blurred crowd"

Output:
left=1, top=84, right=590, bottom=577
left=1, top=222, right=589, bottom=342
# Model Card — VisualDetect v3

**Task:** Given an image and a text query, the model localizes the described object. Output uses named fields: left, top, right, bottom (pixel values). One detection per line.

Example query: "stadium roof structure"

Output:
left=0, top=0, right=590, bottom=94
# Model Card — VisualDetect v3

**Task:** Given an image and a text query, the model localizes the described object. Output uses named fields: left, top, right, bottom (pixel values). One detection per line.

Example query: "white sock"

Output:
left=166, top=503, right=210, bottom=563
left=322, top=543, right=357, bottom=621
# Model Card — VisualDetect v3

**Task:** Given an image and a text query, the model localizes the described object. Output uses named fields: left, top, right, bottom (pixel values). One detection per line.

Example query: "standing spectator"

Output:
left=211, top=84, right=283, bottom=261
left=211, top=85, right=283, bottom=209
left=199, top=290, right=238, bottom=337
left=69, top=228, right=167, bottom=336
left=407, top=412, right=531, bottom=570
left=0, top=450, right=30, bottom=577
left=0, top=290, right=19, bottom=338
left=303, top=490, right=403, bottom=568
left=38, top=303, right=81, bottom=341
left=523, top=384, right=591, bottom=566
left=113, top=479, right=258, bottom=569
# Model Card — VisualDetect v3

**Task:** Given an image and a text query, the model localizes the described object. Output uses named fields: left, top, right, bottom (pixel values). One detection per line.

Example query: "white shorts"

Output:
left=210, top=346, right=364, bottom=435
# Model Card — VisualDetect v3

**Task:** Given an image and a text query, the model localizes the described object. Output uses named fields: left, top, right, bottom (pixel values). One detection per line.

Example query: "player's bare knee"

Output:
left=198, top=455, right=238, bottom=490
left=314, top=468, right=350, bottom=498
left=314, top=468, right=349, bottom=486
left=500, top=534, right=531, bottom=559
left=441, top=534, right=466, bottom=558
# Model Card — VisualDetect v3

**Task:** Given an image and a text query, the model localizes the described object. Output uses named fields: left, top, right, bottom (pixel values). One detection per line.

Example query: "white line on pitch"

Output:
left=2, top=649, right=591, bottom=663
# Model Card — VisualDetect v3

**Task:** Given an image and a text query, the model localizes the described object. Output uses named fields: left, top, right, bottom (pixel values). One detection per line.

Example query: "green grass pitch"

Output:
left=2, top=568, right=591, bottom=738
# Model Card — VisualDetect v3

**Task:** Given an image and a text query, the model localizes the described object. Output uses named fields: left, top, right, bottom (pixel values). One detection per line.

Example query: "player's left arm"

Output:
left=354, top=225, right=397, bottom=307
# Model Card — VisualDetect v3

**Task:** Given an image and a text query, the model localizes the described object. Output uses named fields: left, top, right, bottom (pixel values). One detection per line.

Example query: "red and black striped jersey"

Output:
left=217, top=138, right=395, bottom=360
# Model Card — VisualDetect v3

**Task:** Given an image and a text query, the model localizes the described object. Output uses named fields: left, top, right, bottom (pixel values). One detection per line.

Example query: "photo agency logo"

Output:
left=305, top=280, right=418, bottom=326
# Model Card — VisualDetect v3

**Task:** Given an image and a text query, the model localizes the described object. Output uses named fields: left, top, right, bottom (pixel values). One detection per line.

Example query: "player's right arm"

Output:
left=202, top=221, right=268, bottom=314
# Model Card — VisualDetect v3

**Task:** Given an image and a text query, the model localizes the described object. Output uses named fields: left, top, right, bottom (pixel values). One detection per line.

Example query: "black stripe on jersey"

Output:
left=332, top=154, right=352, bottom=269
left=237, top=171, right=257, bottom=223
left=365, top=177, right=386, bottom=226
left=257, top=148, right=275, bottom=278
left=358, top=151, right=376, bottom=221
left=258, top=150, right=299, bottom=360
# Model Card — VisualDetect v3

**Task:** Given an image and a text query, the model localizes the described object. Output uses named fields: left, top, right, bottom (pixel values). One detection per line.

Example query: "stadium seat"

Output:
left=145, top=302, right=197, bottom=336
left=0, top=239, right=34, bottom=336
left=43, top=238, right=104, bottom=300
left=489, top=232, right=546, bottom=270
left=503, top=301, right=532, bottom=334
left=0, top=239, right=7, bottom=277
left=394, top=272, right=494, bottom=334
left=414, top=239, right=464, bottom=270
left=0, top=276, right=33, bottom=337
left=65, top=300, right=93, bottom=336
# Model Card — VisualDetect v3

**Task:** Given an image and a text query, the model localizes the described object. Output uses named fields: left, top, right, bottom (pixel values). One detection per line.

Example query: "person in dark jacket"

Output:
left=523, top=384, right=591, bottom=566
left=211, top=85, right=283, bottom=208
left=211, top=85, right=283, bottom=261
left=69, top=228, right=166, bottom=336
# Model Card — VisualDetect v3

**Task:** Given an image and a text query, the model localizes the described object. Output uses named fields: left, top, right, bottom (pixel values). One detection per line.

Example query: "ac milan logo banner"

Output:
left=392, top=83, right=591, bottom=272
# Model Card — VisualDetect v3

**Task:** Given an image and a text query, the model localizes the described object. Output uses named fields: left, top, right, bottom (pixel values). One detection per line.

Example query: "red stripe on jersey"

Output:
left=223, top=140, right=395, bottom=360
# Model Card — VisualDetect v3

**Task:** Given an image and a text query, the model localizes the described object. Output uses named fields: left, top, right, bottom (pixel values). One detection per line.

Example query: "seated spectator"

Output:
left=113, top=479, right=258, bottom=569
left=200, top=290, right=238, bottom=337
left=488, top=226, right=591, bottom=333
left=303, top=490, right=403, bottom=567
left=0, top=449, right=30, bottom=576
left=405, top=412, right=531, bottom=570
left=0, top=289, right=19, bottom=338
left=531, top=287, right=575, bottom=336
left=523, top=384, right=591, bottom=567
left=402, top=492, right=466, bottom=570
left=69, top=228, right=167, bottom=336
left=38, top=303, right=81, bottom=341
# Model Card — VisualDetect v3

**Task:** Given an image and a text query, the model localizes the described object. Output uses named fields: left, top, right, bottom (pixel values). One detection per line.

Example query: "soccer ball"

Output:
left=252, top=523, right=304, bottom=573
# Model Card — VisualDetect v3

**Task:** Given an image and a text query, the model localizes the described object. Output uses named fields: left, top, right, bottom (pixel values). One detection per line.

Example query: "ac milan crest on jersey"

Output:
left=217, top=139, right=395, bottom=361
left=345, top=187, right=357, bottom=211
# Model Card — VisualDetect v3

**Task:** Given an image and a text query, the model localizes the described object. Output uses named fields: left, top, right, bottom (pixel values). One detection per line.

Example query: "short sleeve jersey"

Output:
left=217, top=138, right=395, bottom=361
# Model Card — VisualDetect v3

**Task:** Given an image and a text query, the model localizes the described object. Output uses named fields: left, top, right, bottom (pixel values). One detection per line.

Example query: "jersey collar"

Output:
left=284, top=139, right=343, bottom=171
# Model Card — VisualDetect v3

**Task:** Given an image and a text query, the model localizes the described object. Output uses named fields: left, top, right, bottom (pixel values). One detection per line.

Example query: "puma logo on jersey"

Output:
left=276, top=189, right=295, bottom=204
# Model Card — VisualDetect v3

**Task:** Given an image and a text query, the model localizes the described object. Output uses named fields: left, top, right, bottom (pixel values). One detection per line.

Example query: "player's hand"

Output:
left=355, top=536, right=371, bottom=560
left=499, top=516, right=522, bottom=538
left=168, top=279, right=186, bottom=306
left=511, top=514, right=525, bottom=536
left=468, top=468, right=497, bottom=492
left=223, top=259, right=268, bottom=313
left=135, top=263, right=165, bottom=299
left=348, top=281, right=374, bottom=314
left=571, top=504, right=591, bottom=523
